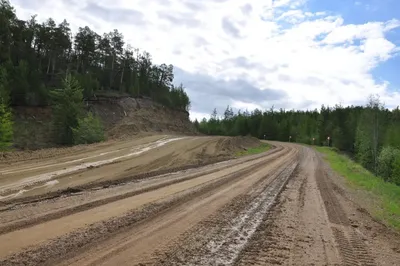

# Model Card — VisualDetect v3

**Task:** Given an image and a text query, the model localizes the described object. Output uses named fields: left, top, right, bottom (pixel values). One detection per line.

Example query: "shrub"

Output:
left=0, top=101, right=13, bottom=150
left=390, top=154, right=400, bottom=186
left=72, top=112, right=105, bottom=145
left=377, top=146, right=400, bottom=182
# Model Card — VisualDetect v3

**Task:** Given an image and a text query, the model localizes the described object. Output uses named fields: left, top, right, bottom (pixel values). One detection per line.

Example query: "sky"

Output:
left=10, top=0, right=400, bottom=121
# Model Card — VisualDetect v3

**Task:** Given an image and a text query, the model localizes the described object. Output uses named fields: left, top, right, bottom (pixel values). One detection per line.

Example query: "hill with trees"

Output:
left=0, top=0, right=191, bottom=148
left=195, top=95, right=400, bottom=186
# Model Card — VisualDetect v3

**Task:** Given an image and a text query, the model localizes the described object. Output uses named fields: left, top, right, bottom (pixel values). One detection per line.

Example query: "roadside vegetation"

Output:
left=196, top=95, right=400, bottom=187
left=0, top=0, right=190, bottom=149
left=316, top=146, right=400, bottom=230
left=236, top=143, right=271, bottom=157
left=0, top=66, right=13, bottom=150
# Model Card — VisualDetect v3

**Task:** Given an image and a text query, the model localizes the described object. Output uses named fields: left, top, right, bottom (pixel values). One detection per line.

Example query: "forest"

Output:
left=195, top=95, right=400, bottom=186
left=0, top=0, right=190, bottom=147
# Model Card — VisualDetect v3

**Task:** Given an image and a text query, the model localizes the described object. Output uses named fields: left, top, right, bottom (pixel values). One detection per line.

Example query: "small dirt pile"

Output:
left=215, top=136, right=261, bottom=154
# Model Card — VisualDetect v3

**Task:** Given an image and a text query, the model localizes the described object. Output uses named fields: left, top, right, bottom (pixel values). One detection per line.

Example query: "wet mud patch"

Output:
left=155, top=159, right=298, bottom=265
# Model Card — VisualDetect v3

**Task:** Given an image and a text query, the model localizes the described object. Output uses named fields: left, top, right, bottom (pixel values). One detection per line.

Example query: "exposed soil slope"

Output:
left=89, top=96, right=196, bottom=139
left=11, top=96, right=196, bottom=149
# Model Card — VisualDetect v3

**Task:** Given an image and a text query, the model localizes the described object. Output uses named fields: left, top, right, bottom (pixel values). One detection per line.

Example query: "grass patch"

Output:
left=236, top=143, right=271, bottom=157
left=315, top=146, right=400, bottom=231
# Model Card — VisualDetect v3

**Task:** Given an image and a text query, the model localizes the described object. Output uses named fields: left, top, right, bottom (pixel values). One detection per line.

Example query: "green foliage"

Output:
left=50, top=74, right=83, bottom=145
left=385, top=108, right=400, bottom=149
left=0, top=0, right=191, bottom=111
left=316, top=146, right=400, bottom=231
left=169, top=84, right=191, bottom=111
left=132, top=73, right=140, bottom=97
left=198, top=97, right=400, bottom=186
left=72, top=112, right=105, bottom=144
left=355, top=95, right=386, bottom=175
left=355, top=126, right=373, bottom=170
left=0, top=65, right=9, bottom=102
left=0, top=64, right=12, bottom=150
left=235, top=143, right=270, bottom=156
left=0, top=101, right=13, bottom=150
left=391, top=155, right=400, bottom=186
left=0, top=0, right=192, bottom=149
left=377, top=146, right=400, bottom=182
left=75, top=72, right=100, bottom=99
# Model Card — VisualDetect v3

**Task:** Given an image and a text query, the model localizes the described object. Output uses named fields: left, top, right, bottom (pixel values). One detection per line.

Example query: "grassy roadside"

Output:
left=315, top=146, right=400, bottom=231
left=236, top=143, right=271, bottom=157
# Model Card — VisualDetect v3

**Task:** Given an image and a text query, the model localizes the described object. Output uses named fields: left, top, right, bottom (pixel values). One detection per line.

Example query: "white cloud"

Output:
left=11, top=0, right=400, bottom=117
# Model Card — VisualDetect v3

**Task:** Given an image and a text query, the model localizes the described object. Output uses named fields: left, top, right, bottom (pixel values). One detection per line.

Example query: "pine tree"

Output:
left=50, top=73, right=83, bottom=145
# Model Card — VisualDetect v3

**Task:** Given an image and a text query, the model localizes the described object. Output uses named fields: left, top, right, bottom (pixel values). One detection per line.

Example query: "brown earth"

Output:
left=0, top=135, right=260, bottom=200
left=0, top=140, right=399, bottom=266
left=11, top=96, right=197, bottom=150
left=90, top=96, right=197, bottom=139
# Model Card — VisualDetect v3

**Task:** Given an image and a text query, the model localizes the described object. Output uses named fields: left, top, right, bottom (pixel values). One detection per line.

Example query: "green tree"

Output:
left=50, top=73, right=83, bottom=145
left=391, top=154, right=400, bottom=185
left=72, top=112, right=105, bottom=144
left=0, top=65, right=12, bottom=150
left=0, top=101, right=13, bottom=150
left=0, top=0, right=192, bottom=111
left=377, top=146, right=400, bottom=182
left=355, top=95, right=386, bottom=174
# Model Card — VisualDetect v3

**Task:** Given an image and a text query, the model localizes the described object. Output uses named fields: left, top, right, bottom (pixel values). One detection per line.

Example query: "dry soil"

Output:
left=0, top=138, right=399, bottom=266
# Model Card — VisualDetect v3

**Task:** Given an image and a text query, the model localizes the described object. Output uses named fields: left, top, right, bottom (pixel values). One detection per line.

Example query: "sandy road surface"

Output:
left=0, top=135, right=246, bottom=200
left=1, top=141, right=399, bottom=265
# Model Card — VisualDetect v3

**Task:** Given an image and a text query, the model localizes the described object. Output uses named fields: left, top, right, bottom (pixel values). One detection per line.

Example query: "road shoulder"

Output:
left=316, top=147, right=400, bottom=265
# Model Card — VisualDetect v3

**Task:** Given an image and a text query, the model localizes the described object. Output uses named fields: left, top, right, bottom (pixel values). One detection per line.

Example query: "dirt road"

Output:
left=0, top=135, right=258, bottom=200
left=0, top=139, right=399, bottom=265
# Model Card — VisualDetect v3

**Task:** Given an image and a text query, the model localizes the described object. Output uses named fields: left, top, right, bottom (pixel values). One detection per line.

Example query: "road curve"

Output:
left=0, top=141, right=295, bottom=265
left=1, top=141, right=399, bottom=266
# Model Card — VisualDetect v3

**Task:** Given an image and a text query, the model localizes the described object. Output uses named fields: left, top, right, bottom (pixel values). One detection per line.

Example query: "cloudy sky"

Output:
left=11, top=0, right=400, bottom=120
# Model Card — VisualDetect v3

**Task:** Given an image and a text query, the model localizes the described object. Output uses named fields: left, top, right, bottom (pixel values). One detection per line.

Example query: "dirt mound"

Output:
left=215, top=136, right=261, bottom=153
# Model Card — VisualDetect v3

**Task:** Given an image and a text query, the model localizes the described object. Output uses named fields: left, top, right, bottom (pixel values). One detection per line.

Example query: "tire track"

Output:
left=0, top=146, right=294, bottom=265
left=0, top=146, right=285, bottom=235
left=234, top=167, right=303, bottom=266
left=58, top=147, right=298, bottom=266
left=1, top=146, right=283, bottom=206
left=198, top=162, right=299, bottom=266
left=234, top=146, right=341, bottom=266
left=148, top=151, right=299, bottom=266
left=316, top=157, right=376, bottom=266
left=0, top=137, right=184, bottom=198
